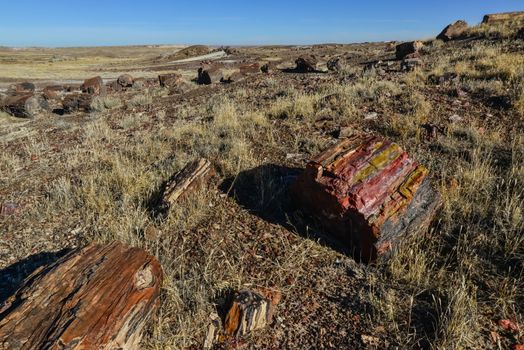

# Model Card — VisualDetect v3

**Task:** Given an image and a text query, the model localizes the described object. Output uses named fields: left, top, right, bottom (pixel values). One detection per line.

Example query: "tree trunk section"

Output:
left=0, top=242, right=163, bottom=350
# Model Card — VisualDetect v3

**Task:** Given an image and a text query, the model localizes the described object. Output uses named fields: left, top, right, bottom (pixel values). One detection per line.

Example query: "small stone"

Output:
left=364, top=112, right=378, bottom=120
left=449, top=114, right=463, bottom=123
left=224, top=289, right=275, bottom=336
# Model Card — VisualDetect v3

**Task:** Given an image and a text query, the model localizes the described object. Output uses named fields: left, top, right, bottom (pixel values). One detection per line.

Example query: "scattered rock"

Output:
left=197, top=67, right=223, bottom=85
left=42, top=85, right=65, bottom=100
left=162, top=158, right=215, bottom=208
left=7, top=82, right=35, bottom=95
left=295, top=55, right=318, bottom=72
left=81, top=76, right=106, bottom=95
left=437, top=20, right=468, bottom=41
left=261, top=62, right=272, bottom=74
left=421, top=123, right=445, bottom=141
left=62, top=93, right=94, bottom=113
left=1, top=93, right=48, bottom=118
left=291, top=135, right=441, bottom=262
left=327, top=57, right=343, bottom=72
left=132, top=78, right=146, bottom=89
left=0, top=202, right=18, bottom=216
left=224, top=289, right=276, bottom=336
left=107, top=80, right=123, bottom=93
left=158, top=73, right=190, bottom=93
left=337, top=126, right=354, bottom=139
left=428, top=72, right=459, bottom=85
left=364, top=112, right=378, bottom=120
left=223, top=72, right=245, bottom=84
left=449, top=114, right=463, bottom=123
left=117, top=74, right=134, bottom=88
left=0, top=242, right=163, bottom=349
left=203, top=313, right=221, bottom=349
left=401, top=57, right=422, bottom=72
left=395, top=41, right=423, bottom=60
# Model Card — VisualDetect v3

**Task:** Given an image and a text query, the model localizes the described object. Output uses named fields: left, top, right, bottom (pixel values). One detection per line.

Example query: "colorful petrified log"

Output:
left=291, top=135, right=440, bottom=262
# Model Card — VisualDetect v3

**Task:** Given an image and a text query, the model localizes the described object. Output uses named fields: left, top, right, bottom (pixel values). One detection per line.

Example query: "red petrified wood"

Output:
left=0, top=242, right=163, bottom=350
left=291, top=135, right=440, bottom=262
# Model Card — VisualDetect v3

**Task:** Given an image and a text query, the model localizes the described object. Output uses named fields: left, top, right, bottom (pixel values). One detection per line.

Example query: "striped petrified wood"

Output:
left=291, top=135, right=440, bottom=262
left=224, top=290, right=274, bottom=337
left=0, top=242, right=163, bottom=350
left=162, top=158, right=215, bottom=207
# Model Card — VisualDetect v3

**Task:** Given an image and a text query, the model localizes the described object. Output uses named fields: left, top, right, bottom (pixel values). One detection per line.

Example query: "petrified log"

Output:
left=117, top=74, right=134, bottom=87
left=7, top=82, right=35, bottom=95
left=239, top=62, right=260, bottom=75
left=395, top=41, right=423, bottom=60
left=291, top=135, right=441, bottom=262
left=482, top=11, right=524, bottom=24
left=158, top=74, right=191, bottom=93
left=224, top=290, right=274, bottom=337
left=62, top=93, right=94, bottom=113
left=81, top=76, right=106, bottom=95
left=42, top=85, right=65, bottom=100
left=295, top=55, right=318, bottom=72
left=327, top=57, right=343, bottom=72
left=163, top=158, right=214, bottom=207
left=437, top=20, right=468, bottom=41
left=0, top=242, right=163, bottom=350
left=197, top=67, right=223, bottom=85
left=260, top=62, right=272, bottom=74
left=1, top=93, right=48, bottom=118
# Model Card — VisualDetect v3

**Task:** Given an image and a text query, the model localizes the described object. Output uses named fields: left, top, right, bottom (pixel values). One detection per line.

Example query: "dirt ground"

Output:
left=0, top=22, right=523, bottom=350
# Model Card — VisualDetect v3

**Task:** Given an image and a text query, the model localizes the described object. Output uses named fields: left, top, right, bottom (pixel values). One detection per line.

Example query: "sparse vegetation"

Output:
left=1, top=18, right=523, bottom=350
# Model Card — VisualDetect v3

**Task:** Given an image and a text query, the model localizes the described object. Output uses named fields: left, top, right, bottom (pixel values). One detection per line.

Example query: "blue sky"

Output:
left=0, top=1, right=522, bottom=47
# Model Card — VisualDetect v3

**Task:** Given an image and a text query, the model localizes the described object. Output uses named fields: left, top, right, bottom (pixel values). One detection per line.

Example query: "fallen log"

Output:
left=437, top=20, right=468, bottom=41
left=395, top=41, right=423, bottom=60
left=482, top=11, right=524, bottom=24
left=81, top=76, right=106, bottom=95
left=197, top=67, right=223, bottom=85
left=291, top=135, right=441, bottom=262
left=162, top=158, right=215, bottom=207
left=1, top=93, right=48, bottom=118
left=0, top=242, right=162, bottom=350
left=295, top=55, right=318, bottom=72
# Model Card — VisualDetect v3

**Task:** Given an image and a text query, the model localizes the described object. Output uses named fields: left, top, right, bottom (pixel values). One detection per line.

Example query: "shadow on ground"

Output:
left=219, top=164, right=354, bottom=257
left=0, top=249, right=71, bottom=305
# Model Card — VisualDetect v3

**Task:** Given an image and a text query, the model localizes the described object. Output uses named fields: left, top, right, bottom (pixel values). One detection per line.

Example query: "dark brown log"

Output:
left=197, top=67, right=223, bottom=85
left=162, top=158, right=215, bottom=207
left=0, top=242, right=163, bottom=350
left=327, top=57, right=343, bottom=72
left=482, top=11, right=524, bottom=24
left=437, top=20, right=468, bottom=41
left=7, top=82, right=35, bottom=95
left=62, top=93, right=93, bottom=113
left=291, top=135, right=441, bottom=262
left=1, top=93, right=48, bottom=118
left=117, top=74, right=134, bottom=87
left=224, top=290, right=275, bottom=337
left=395, top=41, right=423, bottom=60
left=158, top=74, right=191, bottom=93
left=81, top=76, right=106, bottom=95
left=295, top=55, right=318, bottom=72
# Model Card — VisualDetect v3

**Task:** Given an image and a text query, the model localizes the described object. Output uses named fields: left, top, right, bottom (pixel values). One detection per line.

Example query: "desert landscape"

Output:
left=0, top=10, right=523, bottom=350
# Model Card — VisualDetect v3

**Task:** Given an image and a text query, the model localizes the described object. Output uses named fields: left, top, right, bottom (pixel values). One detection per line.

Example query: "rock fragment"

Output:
left=437, top=20, right=468, bottom=41
left=395, top=41, right=423, bottom=60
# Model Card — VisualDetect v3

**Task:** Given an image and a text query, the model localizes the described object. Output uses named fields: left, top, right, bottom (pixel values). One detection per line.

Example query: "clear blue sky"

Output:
left=1, top=1, right=522, bottom=47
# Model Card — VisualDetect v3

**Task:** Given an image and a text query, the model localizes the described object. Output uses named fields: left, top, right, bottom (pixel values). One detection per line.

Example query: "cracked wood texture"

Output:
left=291, top=135, right=441, bottom=262
left=163, top=158, right=214, bottom=206
left=0, top=242, right=163, bottom=350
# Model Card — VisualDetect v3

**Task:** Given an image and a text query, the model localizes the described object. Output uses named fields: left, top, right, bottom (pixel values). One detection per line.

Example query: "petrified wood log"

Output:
left=1, top=93, right=48, bottom=118
left=295, top=55, right=318, bottom=72
left=81, top=76, right=106, bottom=95
left=482, top=11, right=524, bottom=24
left=291, top=135, right=441, bottom=262
left=197, top=67, right=223, bottom=85
left=163, top=158, right=214, bottom=207
left=7, top=82, right=35, bottom=95
left=224, top=290, right=274, bottom=337
left=62, top=93, right=93, bottom=113
left=437, top=20, right=468, bottom=41
left=117, top=74, right=134, bottom=88
left=395, top=41, right=423, bottom=60
left=0, top=242, right=162, bottom=350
